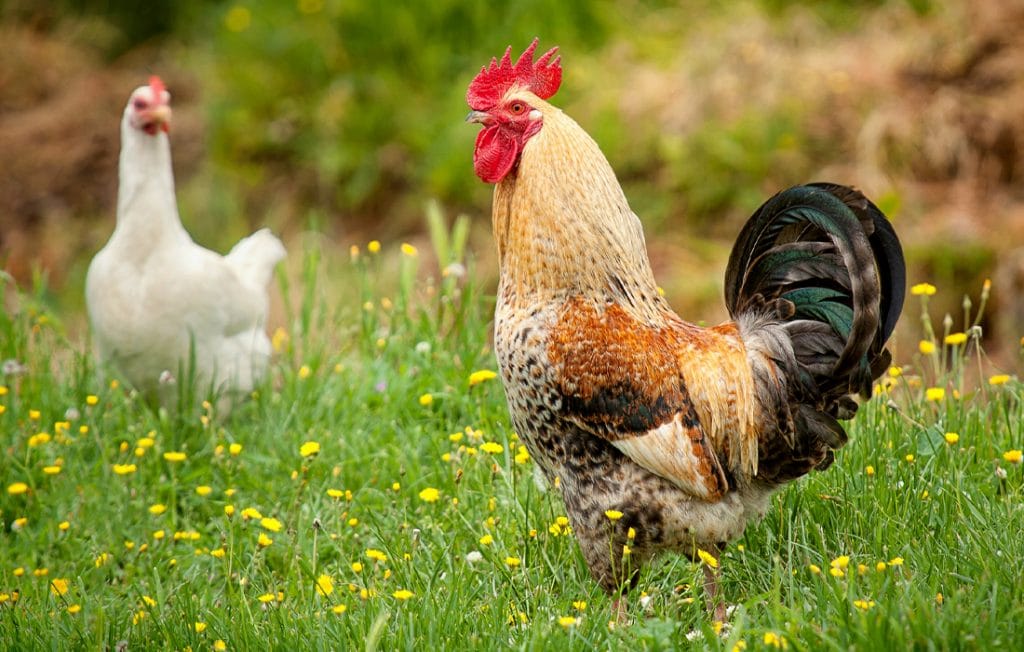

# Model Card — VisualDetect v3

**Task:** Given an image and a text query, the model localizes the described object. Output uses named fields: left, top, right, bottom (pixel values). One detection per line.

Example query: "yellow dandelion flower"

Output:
left=479, top=534, right=494, bottom=546
left=213, top=640, right=227, bottom=651
left=13, top=517, right=28, bottom=529
left=224, top=505, right=235, bottom=517
left=480, top=442, right=504, bottom=454
left=7, top=482, right=28, bottom=495
left=1003, top=450, right=1023, bottom=464
left=211, top=548, right=226, bottom=558
left=332, top=603, right=348, bottom=614
left=888, top=557, right=904, bottom=566
left=43, top=465, right=61, bottom=475
left=85, top=395, right=100, bottom=407
left=763, top=631, right=787, bottom=648
left=28, top=432, right=51, bottom=447
left=13, top=568, right=24, bottom=577
left=241, top=507, right=262, bottom=520
left=224, top=5, right=251, bottom=32
left=315, top=574, right=334, bottom=596
left=229, top=443, right=243, bottom=456
left=391, top=482, right=401, bottom=492
left=260, top=517, right=283, bottom=532
left=149, top=504, right=167, bottom=515
left=257, top=533, right=273, bottom=547
left=400, top=243, right=418, bottom=257
left=854, top=599, right=875, bottom=610
left=622, top=544, right=631, bottom=556
left=944, top=432, right=959, bottom=444
left=925, top=387, right=945, bottom=402
left=865, top=465, right=875, bottom=476
left=829, top=567, right=845, bottom=577
left=94, top=552, right=109, bottom=567
left=505, top=556, right=521, bottom=567
left=195, top=485, right=213, bottom=497
left=905, top=454, right=915, bottom=463
left=876, top=561, right=887, bottom=572
left=153, top=530, right=165, bottom=540
left=944, top=332, right=967, bottom=345
left=299, top=441, right=321, bottom=457
left=830, top=555, right=850, bottom=569
left=50, top=578, right=69, bottom=596
left=697, top=549, right=719, bottom=568
left=448, top=432, right=463, bottom=443
left=67, top=604, right=81, bottom=614
left=348, top=517, right=358, bottom=527
left=351, top=562, right=363, bottom=573
left=558, top=616, right=578, bottom=628
left=604, top=510, right=623, bottom=521
left=989, top=374, right=1012, bottom=386
left=936, top=592, right=944, bottom=605
left=392, top=589, right=414, bottom=600
left=888, top=366, right=903, bottom=378
left=366, top=549, right=387, bottom=562
left=418, top=487, right=440, bottom=503
left=163, top=451, right=186, bottom=462
left=257, top=593, right=275, bottom=603
left=910, top=283, right=937, bottom=296
left=367, top=240, right=381, bottom=253
left=59, top=521, right=70, bottom=531
left=33, top=568, right=48, bottom=577
left=809, top=564, right=822, bottom=575
left=298, top=365, right=312, bottom=379
left=919, top=340, right=936, bottom=355
left=468, top=370, right=497, bottom=386
left=514, top=447, right=530, bottom=464
left=556, top=516, right=570, bottom=526
left=573, top=600, right=587, bottom=612
left=418, top=393, right=433, bottom=406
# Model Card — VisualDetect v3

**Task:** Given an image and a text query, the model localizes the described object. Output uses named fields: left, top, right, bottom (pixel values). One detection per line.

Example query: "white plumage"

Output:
left=86, top=77, right=285, bottom=412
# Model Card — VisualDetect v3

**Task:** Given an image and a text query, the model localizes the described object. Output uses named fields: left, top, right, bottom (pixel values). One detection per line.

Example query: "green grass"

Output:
left=1, top=244, right=1022, bottom=651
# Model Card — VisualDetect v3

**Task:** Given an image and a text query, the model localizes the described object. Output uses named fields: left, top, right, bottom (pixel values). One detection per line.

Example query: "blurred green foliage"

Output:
left=204, top=0, right=634, bottom=226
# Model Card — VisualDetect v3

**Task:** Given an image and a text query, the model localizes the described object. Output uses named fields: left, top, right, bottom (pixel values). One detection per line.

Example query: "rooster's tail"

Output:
left=724, top=183, right=906, bottom=481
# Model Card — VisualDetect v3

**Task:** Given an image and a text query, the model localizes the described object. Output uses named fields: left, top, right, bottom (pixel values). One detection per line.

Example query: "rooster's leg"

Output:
left=702, top=554, right=727, bottom=623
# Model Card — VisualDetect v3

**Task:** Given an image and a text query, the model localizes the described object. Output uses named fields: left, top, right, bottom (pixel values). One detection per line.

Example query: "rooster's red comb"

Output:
left=148, top=75, right=166, bottom=102
left=466, top=38, right=562, bottom=111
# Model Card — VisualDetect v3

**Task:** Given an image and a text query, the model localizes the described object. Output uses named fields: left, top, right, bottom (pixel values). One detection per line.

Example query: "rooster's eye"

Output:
left=133, top=99, right=147, bottom=110
left=510, top=102, right=525, bottom=114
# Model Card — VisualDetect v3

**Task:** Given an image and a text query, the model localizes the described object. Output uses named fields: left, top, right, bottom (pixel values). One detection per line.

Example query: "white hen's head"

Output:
left=126, top=76, right=172, bottom=136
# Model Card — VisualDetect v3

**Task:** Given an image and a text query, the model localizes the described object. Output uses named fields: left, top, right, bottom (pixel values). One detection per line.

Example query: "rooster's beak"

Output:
left=465, top=110, right=490, bottom=125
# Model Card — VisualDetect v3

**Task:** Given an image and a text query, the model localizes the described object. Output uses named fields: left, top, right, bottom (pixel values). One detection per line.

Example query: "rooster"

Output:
left=86, top=77, right=285, bottom=414
left=466, top=41, right=905, bottom=619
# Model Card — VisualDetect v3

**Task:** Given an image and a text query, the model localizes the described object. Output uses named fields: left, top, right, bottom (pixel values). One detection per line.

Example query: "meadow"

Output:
left=1, top=223, right=1022, bottom=651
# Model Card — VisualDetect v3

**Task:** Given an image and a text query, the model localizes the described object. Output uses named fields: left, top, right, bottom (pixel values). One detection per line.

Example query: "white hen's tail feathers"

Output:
left=226, top=228, right=287, bottom=290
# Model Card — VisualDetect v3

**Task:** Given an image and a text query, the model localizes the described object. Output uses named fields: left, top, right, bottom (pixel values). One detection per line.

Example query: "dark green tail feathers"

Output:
left=725, top=183, right=906, bottom=476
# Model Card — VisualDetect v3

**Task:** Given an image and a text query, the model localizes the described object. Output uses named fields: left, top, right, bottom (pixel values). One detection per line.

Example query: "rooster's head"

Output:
left=466, top=39, right=561, bottom=184
left=127, top=76, right=172, bottom=136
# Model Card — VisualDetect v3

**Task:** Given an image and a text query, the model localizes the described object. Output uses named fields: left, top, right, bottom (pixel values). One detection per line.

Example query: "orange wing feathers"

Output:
left=547, top=298, right=762, bottom=499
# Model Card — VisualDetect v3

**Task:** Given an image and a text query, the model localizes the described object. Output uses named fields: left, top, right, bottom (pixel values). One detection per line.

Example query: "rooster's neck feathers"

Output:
left=494, top=99, right=665, bottom=320
left=114, top=112, right=187, bottom=253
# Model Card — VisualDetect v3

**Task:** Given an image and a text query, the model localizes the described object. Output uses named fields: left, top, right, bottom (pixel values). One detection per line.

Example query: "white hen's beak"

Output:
left=145, top=104, right=172, bottom=133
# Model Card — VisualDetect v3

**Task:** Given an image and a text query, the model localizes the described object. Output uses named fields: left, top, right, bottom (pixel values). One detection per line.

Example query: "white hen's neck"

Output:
left=113, top=117, right=188, bottom=252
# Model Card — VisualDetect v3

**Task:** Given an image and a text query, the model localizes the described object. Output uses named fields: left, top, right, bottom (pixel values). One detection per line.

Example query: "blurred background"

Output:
left=1, top=0, right=1023, bottom=361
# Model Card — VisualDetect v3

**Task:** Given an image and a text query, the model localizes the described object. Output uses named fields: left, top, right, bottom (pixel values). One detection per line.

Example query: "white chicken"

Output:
left=86, top=76, right=285, bottom=413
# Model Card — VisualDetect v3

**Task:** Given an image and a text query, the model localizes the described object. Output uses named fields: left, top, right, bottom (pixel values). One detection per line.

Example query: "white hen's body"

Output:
left=86, top=85, right=285, bottom=412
